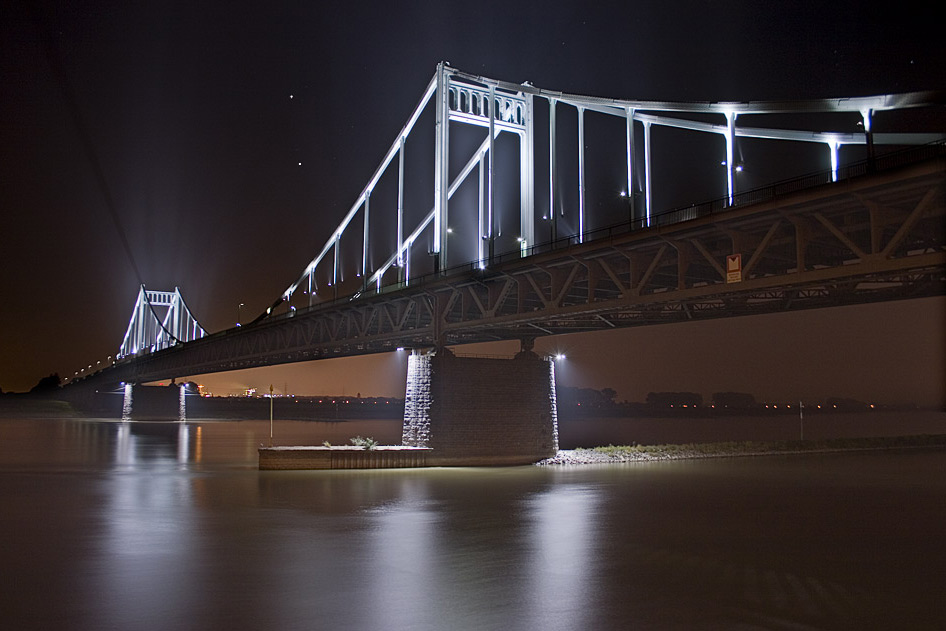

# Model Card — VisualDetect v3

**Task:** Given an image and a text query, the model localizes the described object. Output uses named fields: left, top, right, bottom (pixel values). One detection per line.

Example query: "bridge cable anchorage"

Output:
left=260, top=62, right=943, bottom=321
left=118, top=286, right=207, bottom=359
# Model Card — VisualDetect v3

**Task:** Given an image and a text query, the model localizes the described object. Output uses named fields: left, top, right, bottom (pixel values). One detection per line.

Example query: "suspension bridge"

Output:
left=89, top=63, right=943, bottom=383
left=68, top=64, right=944, bottom=460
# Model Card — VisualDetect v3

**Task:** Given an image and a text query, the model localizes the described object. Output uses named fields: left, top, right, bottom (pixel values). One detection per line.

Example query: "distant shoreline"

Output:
left=537, top=434, right=946, bottom=465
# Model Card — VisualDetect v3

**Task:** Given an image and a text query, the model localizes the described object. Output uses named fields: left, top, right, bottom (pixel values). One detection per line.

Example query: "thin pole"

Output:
left=478, top=156, right=485, bottom=267
left=577, top=105, right=585, bottom=243
left=799, top=400, right=804, bottom=441
left=397, top=136, right=405, bottom=276
left=269, top=384, right=274, bottom=446
left=362, top=190, right=370, bottom=286
left=549, top=97, right=557, bottom=242
left=725, top=111, right=736, bottom=206
left=644, top=121, right=652, bottom=227
left=332, top=233, right=340, bottom=301
left=434, top=62, right=449, bottom=272
left=626, top=107, right=635, bottom=225
left=488, top=85, right=495, bottom=264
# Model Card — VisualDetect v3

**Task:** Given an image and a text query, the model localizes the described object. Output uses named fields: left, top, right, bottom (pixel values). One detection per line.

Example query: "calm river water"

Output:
left=1, top=415, right=944, bottom=630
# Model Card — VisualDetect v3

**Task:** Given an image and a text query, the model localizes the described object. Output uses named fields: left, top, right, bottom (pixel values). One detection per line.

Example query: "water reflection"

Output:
left=525, top=484, right=599, bottom=627
left=113, top=422, right=194, bottom=467
left=368, top=479, right=440, bottom=630
left=1, top=418, right=945, bottom=629
left=88, top=458, right=201, bottom=630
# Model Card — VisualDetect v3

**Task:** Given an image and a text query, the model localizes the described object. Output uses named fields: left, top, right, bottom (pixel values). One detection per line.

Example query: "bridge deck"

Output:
left=88, top=151, right=944, bottom=385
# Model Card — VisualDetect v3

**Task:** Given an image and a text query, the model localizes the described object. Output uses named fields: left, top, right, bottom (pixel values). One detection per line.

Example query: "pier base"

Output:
left=402, top=348, right=559, bottom=466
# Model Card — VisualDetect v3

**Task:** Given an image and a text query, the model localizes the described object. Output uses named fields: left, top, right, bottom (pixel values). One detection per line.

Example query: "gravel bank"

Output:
left=537, top=448, right=714, bottom=465
left=536, top=434, right=946, bottom=465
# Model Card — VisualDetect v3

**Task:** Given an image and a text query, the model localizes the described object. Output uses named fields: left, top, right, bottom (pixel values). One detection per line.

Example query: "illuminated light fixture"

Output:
left=396, top=347, right=405, bottom=351
left=446, top=227, right=453, bottom=233
left=619, top=190, right=627, bottom=197
left=735, top=164, right=743, bottom=172
left=554, top=353, right=566, bottom=360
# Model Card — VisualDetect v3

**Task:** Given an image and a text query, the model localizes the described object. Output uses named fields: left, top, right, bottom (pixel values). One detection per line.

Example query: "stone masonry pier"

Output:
left=401, top=347, right=559, bottom=466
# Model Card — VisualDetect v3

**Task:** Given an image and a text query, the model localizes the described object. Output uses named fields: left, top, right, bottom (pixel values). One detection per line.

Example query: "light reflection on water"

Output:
left=0, top=417, right=944, bottom=630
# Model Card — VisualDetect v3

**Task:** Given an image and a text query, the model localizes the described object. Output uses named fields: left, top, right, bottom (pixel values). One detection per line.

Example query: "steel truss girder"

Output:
left=102, top=158, right=944, bottom=384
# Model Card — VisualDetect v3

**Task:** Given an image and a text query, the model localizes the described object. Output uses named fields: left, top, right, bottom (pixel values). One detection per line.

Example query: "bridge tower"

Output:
left=118, top=286, right=206, bottom=359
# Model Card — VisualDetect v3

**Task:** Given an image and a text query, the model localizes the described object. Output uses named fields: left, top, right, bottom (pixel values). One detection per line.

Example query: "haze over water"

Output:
left=1, top=415, right=944, bottom=629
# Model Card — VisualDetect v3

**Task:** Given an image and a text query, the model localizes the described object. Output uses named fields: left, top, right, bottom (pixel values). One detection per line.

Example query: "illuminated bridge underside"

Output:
left=113, top=158, right=943, bottom=383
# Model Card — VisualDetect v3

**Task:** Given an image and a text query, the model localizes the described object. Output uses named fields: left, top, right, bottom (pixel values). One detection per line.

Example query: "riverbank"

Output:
left=537, top=434, right=946, bottom=465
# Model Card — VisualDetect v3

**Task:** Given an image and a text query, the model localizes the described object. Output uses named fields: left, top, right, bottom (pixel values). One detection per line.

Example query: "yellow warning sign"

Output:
left=726, top=253, right=742, bottom=283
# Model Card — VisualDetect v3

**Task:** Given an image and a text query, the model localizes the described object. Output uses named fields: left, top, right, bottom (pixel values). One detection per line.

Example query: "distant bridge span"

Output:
left=101, top=148, right=943, bottom=385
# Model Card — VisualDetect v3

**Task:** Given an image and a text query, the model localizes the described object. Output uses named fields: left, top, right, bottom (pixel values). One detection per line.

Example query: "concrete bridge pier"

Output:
left=402, top=344, right=559, bottom=466
left=114, top=383, right=188, bottom=421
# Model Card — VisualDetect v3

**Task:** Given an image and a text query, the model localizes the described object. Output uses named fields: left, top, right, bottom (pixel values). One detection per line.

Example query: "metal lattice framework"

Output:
left=105, top=147, right=945, bottom=384
left=118, top=286, right=206, bottom=359
left=82, top=64, right=945, bottom=385
left=277, top=63, right=943, bottom=313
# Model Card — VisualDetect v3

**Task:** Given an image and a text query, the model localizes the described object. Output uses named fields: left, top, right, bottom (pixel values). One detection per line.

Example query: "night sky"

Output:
left=2, top=1, right=943, bottom=404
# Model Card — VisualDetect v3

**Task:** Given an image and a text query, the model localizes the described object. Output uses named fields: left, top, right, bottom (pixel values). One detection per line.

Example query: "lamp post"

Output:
left=237, top=303, right=244, bottom=327
left=269, top=384, right=274, bottom=446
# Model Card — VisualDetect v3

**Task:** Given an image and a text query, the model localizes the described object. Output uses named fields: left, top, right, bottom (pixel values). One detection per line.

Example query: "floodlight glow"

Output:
left=555, top=353, right=566, bottom=360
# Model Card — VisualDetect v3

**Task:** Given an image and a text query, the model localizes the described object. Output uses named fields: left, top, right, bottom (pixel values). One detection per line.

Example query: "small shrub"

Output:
left=349, top=436, right=378, bottom=450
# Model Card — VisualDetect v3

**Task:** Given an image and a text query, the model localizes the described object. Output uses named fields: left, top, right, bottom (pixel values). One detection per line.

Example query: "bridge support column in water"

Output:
left=402, top=346, right=559, bottom=465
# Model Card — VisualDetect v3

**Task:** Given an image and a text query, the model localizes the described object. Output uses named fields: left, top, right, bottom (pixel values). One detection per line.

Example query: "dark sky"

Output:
left=1, top=1, right=943, bottom=403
